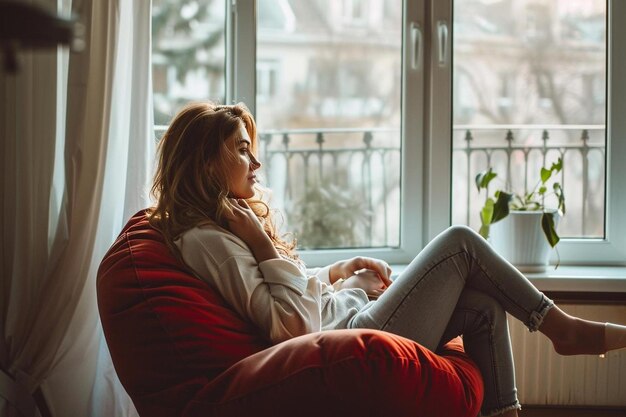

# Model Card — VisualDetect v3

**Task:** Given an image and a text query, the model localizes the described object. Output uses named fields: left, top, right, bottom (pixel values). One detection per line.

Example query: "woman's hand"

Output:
left=225, top=198, right=279, bottom=263
left=329, top=256, right=393, bottom=288
left=338, top=269, right=388, bottom=300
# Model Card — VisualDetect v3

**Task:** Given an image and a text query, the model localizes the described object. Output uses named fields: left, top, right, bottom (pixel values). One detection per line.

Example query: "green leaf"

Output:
left=492, top=191, right=512, bottom=223
left=526, top=201, right=541, bottom=211
left=540, top=158, right=563, bottom=184
left=511, top=194, right=525, bottom=209
left=475, top=168, right=497, bottom=192
left=538, top=186, right=547, bottom=195
left=553, top=183, right=566, bottom=215
left=523, top=192, right=533, bottom=204
left=478, top=198, right=497, bottom=239
left=541, top=212, right=560, bottom=248
left=480, top=198, right=495, bottom=226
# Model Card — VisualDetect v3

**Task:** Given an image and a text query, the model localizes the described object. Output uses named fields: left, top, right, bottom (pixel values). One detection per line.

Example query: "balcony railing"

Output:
left=258, top=127, right=401, bottom=248
left=154, top=124, right=606, bottom=246
left=452, top=124, right=605, bottom=237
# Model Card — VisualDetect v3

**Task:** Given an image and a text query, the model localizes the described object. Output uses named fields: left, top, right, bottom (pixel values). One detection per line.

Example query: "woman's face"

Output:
left=225, top=122, right=261, bottom=199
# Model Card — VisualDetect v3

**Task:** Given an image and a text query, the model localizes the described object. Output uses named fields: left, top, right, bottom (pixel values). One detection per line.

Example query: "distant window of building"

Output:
left=258, top=0, right=295, bottom=32
left=342, top=0, right=368, bottom=26
left=525, top=4, right=551, bottom=41
left=340, top=63, right=369, bottom=98
left=257, top=60, right=279, bottom=102
left=583, top=73, right=604, bottom=105
left=497, top=72, right=514, bottom=111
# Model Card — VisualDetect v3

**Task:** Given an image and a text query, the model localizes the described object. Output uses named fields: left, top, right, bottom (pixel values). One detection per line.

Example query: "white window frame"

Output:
left=228, top=0, right=426, bottom=266
left=430, top=0, right=626, bottom=266
left=226, top=0, right=626, bottom=267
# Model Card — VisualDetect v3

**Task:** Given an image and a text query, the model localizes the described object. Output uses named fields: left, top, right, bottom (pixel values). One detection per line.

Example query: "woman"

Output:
left=148, top=102, right=626, bottom=417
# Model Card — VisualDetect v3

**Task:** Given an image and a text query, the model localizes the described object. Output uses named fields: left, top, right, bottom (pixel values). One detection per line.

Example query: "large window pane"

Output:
left=152, top=0, right=226, bottom=126
left=452, top=0, right=607, bottom=239
left=256, top=0, right=403, bottom=249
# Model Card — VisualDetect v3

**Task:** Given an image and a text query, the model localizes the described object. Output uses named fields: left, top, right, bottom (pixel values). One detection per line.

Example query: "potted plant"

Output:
left=288, top=183, right=372, bottom=249
left=475, top=158, right=566, bottom=271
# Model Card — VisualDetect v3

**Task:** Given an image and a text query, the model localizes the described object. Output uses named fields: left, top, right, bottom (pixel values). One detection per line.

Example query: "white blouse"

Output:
left=175, top=223, right=369, bottom=344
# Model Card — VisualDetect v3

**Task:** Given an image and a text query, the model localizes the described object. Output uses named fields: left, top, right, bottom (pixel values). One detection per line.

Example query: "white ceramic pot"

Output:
left=489, top=210, right=560, bottom=272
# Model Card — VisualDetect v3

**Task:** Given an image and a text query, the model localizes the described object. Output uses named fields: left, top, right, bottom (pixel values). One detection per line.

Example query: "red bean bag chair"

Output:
left=97, top=210, right=484, bottom=417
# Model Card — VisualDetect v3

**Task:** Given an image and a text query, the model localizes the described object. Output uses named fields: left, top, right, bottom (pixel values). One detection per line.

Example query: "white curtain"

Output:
left=0, top=0, right=154, bottom=415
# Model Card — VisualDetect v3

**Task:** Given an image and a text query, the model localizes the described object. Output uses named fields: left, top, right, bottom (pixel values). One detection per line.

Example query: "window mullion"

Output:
left=401, top=0, right=427, bottom=256
left=227, top=0, right=256, bottom=114
left=606, top=0, right=626, bottom=262
left=425, top=0, right=453, bottom=242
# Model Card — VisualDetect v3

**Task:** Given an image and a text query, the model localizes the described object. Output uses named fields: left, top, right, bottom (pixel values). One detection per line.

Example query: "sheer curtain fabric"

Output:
left=0, top=0, right=153, bottom=416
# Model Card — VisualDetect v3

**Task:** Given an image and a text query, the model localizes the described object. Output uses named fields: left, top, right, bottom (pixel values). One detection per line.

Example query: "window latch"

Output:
left=437, top=20, right=449, bottom=67
left=410, top=22, right=423, bottom=71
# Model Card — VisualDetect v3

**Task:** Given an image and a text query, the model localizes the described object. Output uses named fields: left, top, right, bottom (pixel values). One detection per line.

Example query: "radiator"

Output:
left=508, top=303, right=626, bottom=406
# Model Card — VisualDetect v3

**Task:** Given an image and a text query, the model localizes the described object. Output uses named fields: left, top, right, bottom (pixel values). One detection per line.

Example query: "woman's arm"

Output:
left=177, top=227, right=323, bottom=345
left=225, top=198, right=280, bottom=263
left=219, top=255, right=322, bottom=343
left=225, top=199, right=393, bottom=288
left=329, top=257, right=394, bottom=287
left=223, top=199, right=325, bottom=342
left=336, top=269, right=388, bottom=300
left=306, top=266, right=332, bottom=285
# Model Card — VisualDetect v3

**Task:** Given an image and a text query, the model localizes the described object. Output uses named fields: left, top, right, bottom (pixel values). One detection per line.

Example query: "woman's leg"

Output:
left=438, top=289, right=520, bottom=416
left=353, top=225, right=626, bottom=354
left=539, top=307, right=605, bottom=355
left=348, top=225, right=539, bottom=415
left=349, top=225, right=554, bottom=350
left=431, top=227, right=626, bottom=355
left=348, top=225, right=625, bottom=415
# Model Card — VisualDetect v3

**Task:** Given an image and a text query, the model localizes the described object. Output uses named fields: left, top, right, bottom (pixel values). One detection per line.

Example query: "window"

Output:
left=254, top=0, right=411, bottom=264
left=525, top=4, right=552, bottom=41
left=151, top=0, right=226, bottom=126
left=256, top=60, right=279, bottom=103
left=452, top=0, right=606, bottom=236
left=153, top=0, right=626, bottom=266
left=258, top=0, right=295, bottom=32
left=438, top=0, right=626, bottom=265
left=497, top=72, right=514, bottom=112
left=342, top=0, right=368, bottom=26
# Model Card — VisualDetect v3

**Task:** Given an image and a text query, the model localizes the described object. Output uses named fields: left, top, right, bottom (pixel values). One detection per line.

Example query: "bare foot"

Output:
left=606, top=323, right=626, bottom=351
left=540, top=307, right=606, bottom=355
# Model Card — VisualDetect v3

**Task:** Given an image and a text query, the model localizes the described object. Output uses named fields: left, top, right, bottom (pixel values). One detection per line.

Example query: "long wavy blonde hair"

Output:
left=148, top=102, right=298, bottom=261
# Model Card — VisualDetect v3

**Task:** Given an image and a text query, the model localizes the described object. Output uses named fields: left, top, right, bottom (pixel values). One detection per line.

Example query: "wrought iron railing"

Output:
left=453, top=124, right=605, bottom=237
left=154, top=124, right=606, bottom=244
left=258, top=127, right=401, bottom=248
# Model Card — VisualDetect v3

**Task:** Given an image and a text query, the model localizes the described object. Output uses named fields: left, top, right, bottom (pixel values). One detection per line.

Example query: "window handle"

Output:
left=437, top=20, right=449, bottom=67
left=410, top=22, right=423, bottom=70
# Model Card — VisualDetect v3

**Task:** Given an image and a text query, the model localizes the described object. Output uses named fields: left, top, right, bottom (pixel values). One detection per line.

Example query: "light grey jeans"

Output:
left=348, top=225, right=554, bottom=417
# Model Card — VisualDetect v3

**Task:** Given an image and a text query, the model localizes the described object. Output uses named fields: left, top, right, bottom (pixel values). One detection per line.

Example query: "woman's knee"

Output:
left=442, top=225, right=482, bottom=245
left=458, top=289, right=507, bottom=329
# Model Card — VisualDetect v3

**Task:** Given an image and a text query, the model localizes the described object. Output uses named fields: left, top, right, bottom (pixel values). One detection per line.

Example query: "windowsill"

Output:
left=390, top=265, right=626, bottom=293
left=524, top=266, right=626, bottom=293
